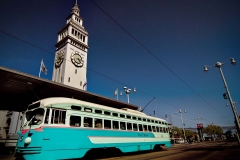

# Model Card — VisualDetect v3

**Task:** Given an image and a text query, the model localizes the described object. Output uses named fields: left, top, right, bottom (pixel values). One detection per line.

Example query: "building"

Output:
left=52, top=1, right=89, bottom=90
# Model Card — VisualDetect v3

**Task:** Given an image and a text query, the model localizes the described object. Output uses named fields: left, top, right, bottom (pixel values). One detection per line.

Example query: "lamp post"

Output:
left=204, top=57, right=240, bottom=145
left=175, top=109, right=186, bottom=142
left=123, top=87, right=136, bottom=103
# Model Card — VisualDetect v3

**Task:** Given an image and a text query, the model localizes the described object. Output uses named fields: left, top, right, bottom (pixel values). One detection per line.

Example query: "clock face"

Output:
left=55, top=50, right=65, bottom=68
left=71, top=51, right=84, bottom=67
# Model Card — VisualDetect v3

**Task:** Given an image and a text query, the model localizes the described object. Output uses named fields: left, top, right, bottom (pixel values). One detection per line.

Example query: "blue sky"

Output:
left=0, top=0, right=240, bottom=129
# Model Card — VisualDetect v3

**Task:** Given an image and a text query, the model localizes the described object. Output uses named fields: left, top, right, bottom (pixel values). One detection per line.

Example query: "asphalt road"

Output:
left=0, top=140, right=239, bottom=160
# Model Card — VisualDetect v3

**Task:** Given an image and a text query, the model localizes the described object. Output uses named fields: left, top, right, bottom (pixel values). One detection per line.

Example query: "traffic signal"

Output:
left=223, top=93, right=228, bottom=99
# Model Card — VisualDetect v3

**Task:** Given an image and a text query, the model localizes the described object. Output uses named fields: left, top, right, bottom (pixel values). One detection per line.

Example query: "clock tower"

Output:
left=52, top=1, right=89, bottom=90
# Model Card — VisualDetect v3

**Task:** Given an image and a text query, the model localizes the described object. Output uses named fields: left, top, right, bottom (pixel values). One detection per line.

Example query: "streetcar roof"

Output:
left=30, top=97, right=167, bottom=122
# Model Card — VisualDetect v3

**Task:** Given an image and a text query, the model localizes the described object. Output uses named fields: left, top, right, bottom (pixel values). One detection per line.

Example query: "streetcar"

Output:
left=16, top=97, right=171, bottom=160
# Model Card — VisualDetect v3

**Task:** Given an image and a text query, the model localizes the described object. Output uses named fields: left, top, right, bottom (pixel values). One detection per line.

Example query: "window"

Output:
left=133, top=123, right=138, bottom=131
left=104, top=111, right=111, bottom=115
left=143, top=118, right=146, bottom=121
left=112, top=113, right=118, bottom=117
left=151, top=120, right=154, bottom=123
left=84, top=108, right=92, bottom=112
left=68, top=77, right=70, bottom=82
left=80, top=81, right=82, bottom=86
left=71, top=105, right=81, bottom=111
left=120, top=122, right=126, bottom=130
left=75, top=69, right=77, bottom=74
left=138, top=117, right=142, bottom=121
left=138, top=124, right=143, bottom=131
left=156, top=126, right=160, bottom=132
left=113, top=121, right=119, bottom=129
left=152, top=126, right=156, bottom=132
left=94, top=118, right=102, bottom=128
left=148, top=125, right=152, bottom=132
left=132, top=116, right=136, bottom=120
left=51, top=109, right=66, bottom=124
left=84, top=117, right=93, bottom=127
left=72, top=29, right=74, bottom=34
left=147, top=119, right=150, bottom=122
left=160, top=127, right=163, bottom=132
left=70, top=116, right=81, bottom=127
left=120, top=114, right=125, bottom=118
left=104, top=119, right=111, bottom=129
left=126, top=115, right=131, bottom=119
left=127, top=123, right=132, bottom=130
left=44, top=108, right=50, bottom=124
left=143, top=125, right=148, bottom=132
left=95, top=109, right=102, bottom=114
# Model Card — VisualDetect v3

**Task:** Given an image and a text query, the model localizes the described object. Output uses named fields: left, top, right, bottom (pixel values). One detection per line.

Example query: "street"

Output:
left=0, top=140, right=239, bottom=160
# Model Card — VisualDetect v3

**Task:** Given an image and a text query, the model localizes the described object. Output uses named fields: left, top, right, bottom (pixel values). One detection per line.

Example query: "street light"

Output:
left=204, top=57, right=240, bottom=145
left=123, top=87, right=136, bottom=103
left=175, top=109, right=187, bottom=142
left=194, top=117, right=203, bottom=123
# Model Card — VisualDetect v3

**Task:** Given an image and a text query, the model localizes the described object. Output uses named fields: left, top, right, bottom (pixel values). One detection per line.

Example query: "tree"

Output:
left=203, top=125, right=223, bottom=138
left=224, top=130, right=232, bottom=138
left=170, top=126, right=183, bottom=138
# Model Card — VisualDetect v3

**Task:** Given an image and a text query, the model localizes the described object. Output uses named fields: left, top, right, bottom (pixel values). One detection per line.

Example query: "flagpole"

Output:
left=39, top=59, right=42, bottom=77
left=117, top=88, right=118, bottom=100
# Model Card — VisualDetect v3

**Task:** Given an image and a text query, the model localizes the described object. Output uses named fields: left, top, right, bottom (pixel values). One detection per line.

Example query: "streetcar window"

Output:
left=143, top=118, right=146, bottom=121
left=94, top=118, right=102, bottom=128
left=148, top=125, right=152, bottom=132
left=51, top=109, right=66, bottom=124
left=95, top=109, right=102, bottom=114
left=127, top=115, right=131, bottom=119
left=132, top=116, right=137, bottom=120
left=151, top=120, right=154, bottom=123
left=160, top=127, right=163, bottom=132
left=44, top=108, right=50, bottom=124
left=138, top=117, right=142, bottom=121
left=71, top=105, right=81, bottom=111
left=152, top=126, right=156, bottom=132
left=84, top=117, right=93, bottom=127
left=113, top=121, right=119, bottom=129
left=104, top=119, right=111, bottom=129
left=143, top=125, right=148, bottom=132
left=84, top=108, right=92, bottom=112
left=156, top=126, right=160, bottom=132
left=147, top=119, right=150, bottom=122
left=138, top=124, right=143, bottom=131
left=27, top=108, right=45, bottom=125
left=104, top=111, right=111, bottom=115
left=112, top=113, right=118, bottom=117
left=163, top=127, right=166, bottom=133
left=127, top=123, right=132, bottom=130
left=120, top=114, right=125, bottom=118
left=166, top=127, right=168, bottom=133
left=133, top=123, right=138, bottom=131
left=28, top=102, right=40, bottom=110
left=120, top=122, right=126, bottom=130
left=70, top=116, right=81, bottom=127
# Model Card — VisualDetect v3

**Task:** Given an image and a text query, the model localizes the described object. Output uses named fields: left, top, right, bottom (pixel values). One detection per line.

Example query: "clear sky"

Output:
left=0, top=0, right=240, bottom=129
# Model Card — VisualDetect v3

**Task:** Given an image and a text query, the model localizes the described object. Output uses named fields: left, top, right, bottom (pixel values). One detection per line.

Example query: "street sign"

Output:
left=197, top=123, right=203, bottom=129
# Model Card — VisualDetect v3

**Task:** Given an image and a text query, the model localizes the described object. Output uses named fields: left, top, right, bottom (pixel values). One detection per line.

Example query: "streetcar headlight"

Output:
left=24, top=137, right=31, bottom=144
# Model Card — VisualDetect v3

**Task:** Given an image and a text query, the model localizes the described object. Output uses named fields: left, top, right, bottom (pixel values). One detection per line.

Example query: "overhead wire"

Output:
left=0, top=30, right=207, bottom=120
left=89, top=0, right=232, bottom=123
